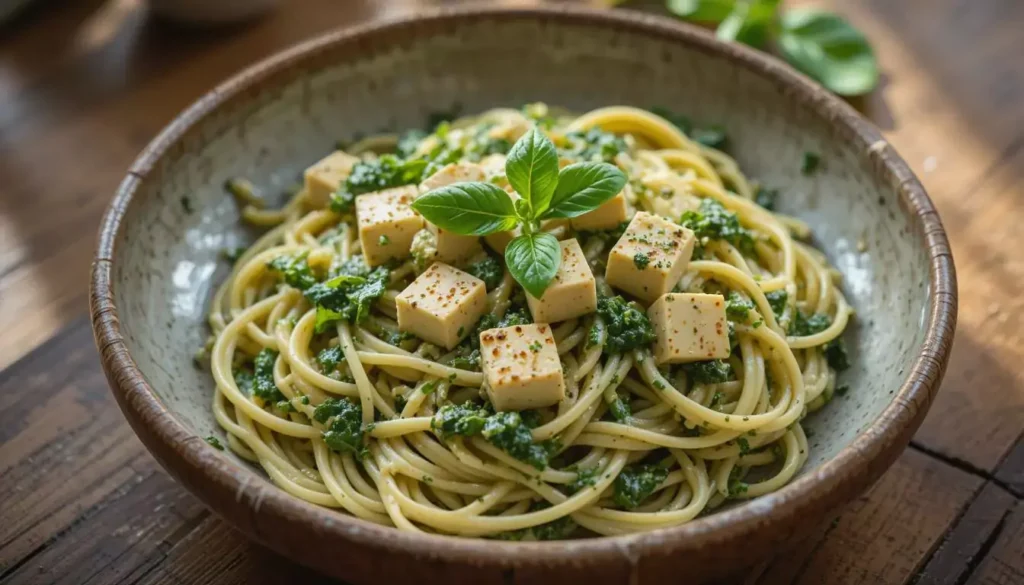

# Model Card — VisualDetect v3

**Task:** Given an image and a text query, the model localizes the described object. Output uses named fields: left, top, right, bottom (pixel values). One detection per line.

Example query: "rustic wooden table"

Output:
left=1, top=0, right=1022, bottom=583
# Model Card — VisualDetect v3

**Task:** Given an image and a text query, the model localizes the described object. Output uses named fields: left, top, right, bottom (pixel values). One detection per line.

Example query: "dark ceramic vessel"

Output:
left=90, top=6, right=956, bottom=583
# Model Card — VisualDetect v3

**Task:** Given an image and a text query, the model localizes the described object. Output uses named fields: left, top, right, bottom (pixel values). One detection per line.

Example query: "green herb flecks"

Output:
left=680, top=198, right=755, bottom=255
left=596, top=296, right=656, bottom=354
left=313, top=397, right=366, bottom=457
left=726, top=291, right=755, bottom=322
left=304, top=266, right=391, bottom=333
left=683, top=359, right=733, bottom=385
left=329, top=155, right=427, bottom=213
left=432, top=405, right=557, bottom=470
left=465, top=254, right=504, bottom=291
left=253, top=348, right=285, bottom=404
left=613, top=464, right=669, bottom=509
left=561, top=127, right=628, bottom=163
left=316, top=346, right=345, bottom=373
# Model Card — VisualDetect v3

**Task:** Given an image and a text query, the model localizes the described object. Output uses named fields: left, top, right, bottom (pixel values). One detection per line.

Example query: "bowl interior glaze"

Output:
left=95, top=7, right=951, bottom=583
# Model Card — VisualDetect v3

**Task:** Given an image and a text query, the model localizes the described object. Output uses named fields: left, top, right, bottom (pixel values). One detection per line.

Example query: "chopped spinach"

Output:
left=680, top=198, right=755, bottom=254
left=253, top=348, right=285, bottom=404
left=267, top=254, right=317, bottom=291
left=682, top=359, right=733, bottom=385
left=466, top=255, right=504, bottom=291
left=613, top=464, right=669, bottom=509
left=316, top=346, right=345, bottom=373
left=765, top=289, right=789, bottom=317
left=596, top=296, right=656, bottom=354
left=561, top=128, right=628, bottom=163
left=313, top=397, right=366, bottom=456
left=726, top=291, right=755, bottom=322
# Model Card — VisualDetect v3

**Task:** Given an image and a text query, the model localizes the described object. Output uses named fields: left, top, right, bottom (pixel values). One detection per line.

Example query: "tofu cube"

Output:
left=419, top=162, right=486, bottom=192
left=304, top=151, right=361, bottom=208
left=526, top=239, right=597, bottom=323
left=396, top=262, right=487, bottom=349
left=484, top=225, right=521, bottom=255
left=570, top=186, right=631, bottom=231
left=647, top=293, right=731, bottom=365
left=605, top=212, right=696, bottom=303
left=418, top=163, right=485, bottom=264
left=479, top=324, right=566, bottom=411
left=356, top=186, right=424, bottom=267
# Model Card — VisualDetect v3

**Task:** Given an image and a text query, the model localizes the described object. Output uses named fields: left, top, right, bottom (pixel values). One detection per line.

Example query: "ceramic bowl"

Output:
left=90, top=6, right=956, bottom=584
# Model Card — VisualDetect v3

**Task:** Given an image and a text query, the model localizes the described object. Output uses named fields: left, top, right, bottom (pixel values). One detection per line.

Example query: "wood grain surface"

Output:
left=1, top=0, right=1022, bottom=584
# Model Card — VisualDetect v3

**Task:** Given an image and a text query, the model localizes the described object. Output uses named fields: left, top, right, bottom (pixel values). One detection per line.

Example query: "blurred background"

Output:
left=0, top=1, right=1021, bottom=584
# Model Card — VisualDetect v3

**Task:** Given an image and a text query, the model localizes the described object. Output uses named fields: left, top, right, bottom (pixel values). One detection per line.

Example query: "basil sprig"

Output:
left=412, top=127, right=626, bottom=297
left=665, top=1, right=878, bottom=96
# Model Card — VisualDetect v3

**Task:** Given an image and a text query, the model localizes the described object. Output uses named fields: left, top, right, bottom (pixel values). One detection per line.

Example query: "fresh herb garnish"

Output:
left=664, top=2, right=878, bottom=96
left=412, top=128, right=627, bottom=297
left=205, top=436, right=225, bottom=450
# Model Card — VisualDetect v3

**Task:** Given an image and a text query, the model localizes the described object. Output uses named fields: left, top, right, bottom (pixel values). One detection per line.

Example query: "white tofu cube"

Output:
left=304, top=151, right=361, bottom=208
left=419, top=162, right=486, bottom=192
left=478, top=154, right=507, bottom=180
left=526, top=239, right=597, bottom=323
left=570, top=187, right=631, bottom=231
left=396, top=262, right=487, bottom=349
left=356, top=186, right=424, bottom=267
left=484, top=225, right=521, bottom=255
left=417, top=163, right=485, bottom=264
left=479, top=324, right=566, bottom=411
left=605, top=212, right=696, bottom=303
left=647, top=293, right=731, bottom=365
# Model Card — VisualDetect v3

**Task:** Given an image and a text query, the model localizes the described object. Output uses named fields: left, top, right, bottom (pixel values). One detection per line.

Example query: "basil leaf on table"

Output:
left=411, top=182, right=518, bottom=236
left=778, top=9, right=879, bottom=96
left=715, top=0, right=780, bottom=49
left=505, top=232, right=561, bottom=299
left=542, top=162, right=627, bottom=220
left=666, top=0, right=735, bottom=23
left=505, top=127, right=559, bottom=218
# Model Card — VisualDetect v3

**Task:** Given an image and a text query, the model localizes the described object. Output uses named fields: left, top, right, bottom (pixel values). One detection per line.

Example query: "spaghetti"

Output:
left=203, top=105, right=852, bottom=539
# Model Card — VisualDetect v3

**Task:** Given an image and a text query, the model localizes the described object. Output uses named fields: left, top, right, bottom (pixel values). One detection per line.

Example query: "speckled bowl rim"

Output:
left=90, top=5, right=957, bottom=571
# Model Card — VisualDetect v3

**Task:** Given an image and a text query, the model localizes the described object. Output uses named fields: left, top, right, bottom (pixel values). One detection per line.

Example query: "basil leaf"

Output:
left=716, top=0, right=780, bottom=49
left=505, top=232, right=561, bottom=299
left=666, top=0, right=735, bottom=22
left=505, top=127, right=559, bottom=218
left=542, top=162, right=627, bottom=220
left=778, top=9, right=879, bottom=96
left=411, top=182, right=518, bottom=236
